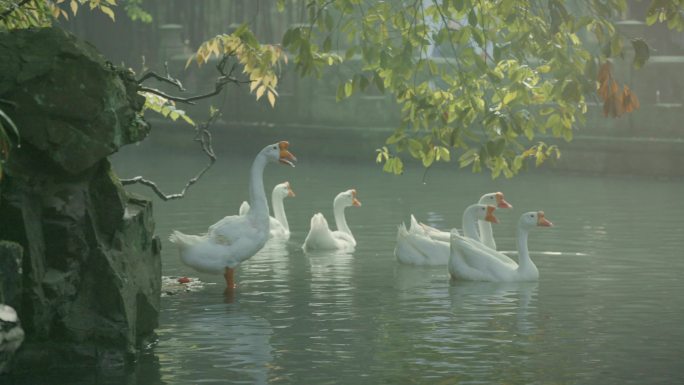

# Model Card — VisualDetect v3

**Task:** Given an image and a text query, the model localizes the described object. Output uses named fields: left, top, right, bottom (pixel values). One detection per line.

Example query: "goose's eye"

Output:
left=272, top=146, right=277, bottom=150
left=529, top=214, right=534, bottom=218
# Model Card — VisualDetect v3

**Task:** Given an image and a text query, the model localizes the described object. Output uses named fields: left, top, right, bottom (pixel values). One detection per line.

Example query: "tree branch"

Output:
left=0, top=99, right=18, bottom=108
left=122, top=53, right=253, bottom=200
left=136, top=62, right=186, bottom=92
left=136, top=54, right=248, bottom=105
left=120, top=109, right=220, bottom=201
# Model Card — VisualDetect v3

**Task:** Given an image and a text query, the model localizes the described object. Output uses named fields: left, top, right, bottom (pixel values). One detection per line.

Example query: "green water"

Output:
left=17, top=142, right=684, bottom=384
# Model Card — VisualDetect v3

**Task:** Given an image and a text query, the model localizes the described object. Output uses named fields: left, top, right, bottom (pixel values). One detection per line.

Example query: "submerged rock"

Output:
left=0, top=27, right=160, bottom=372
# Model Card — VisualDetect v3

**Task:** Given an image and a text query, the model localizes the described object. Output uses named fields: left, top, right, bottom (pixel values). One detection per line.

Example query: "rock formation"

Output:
left=0, top=27, right=160, bottom=372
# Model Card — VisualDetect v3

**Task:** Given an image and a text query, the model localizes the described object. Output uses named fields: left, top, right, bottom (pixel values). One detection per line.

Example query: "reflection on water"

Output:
left=11, top=146, right=684, bottom=384
left=158, top=296, right=274, bottom=385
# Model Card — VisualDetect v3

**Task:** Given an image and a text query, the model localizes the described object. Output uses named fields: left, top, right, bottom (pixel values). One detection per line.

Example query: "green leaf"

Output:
left=408, top=139, right=423, bottom=158
left=359, top=75, right=370, bottom=91
left=325, top=12, right=334, bottom=30
left=485, top=137, right=506, bottom=157
left=422, top=147, right=436, bottom=168
left=323, top=35, right=332, bottom=52
left=373, top=73, right=385, bottom=93
left=386, top=132, right=405, bottom=145
left=562, top=128, right=573, bottom=141
left=345, top=47, right=356, bottom=59
left=502, top=91, right=517, bottom=105
left=610, top=34, right=623, bottom=57
left=282, top=28, right=294, bottom=47
left=392, top=157, right=404, bottom=174
left=344, top=81, right=353, bottom=97
left=631, top=38, right=650, bottom=69
left=537, top=65, right=551, bottom=73
left=181, top=113, right=195, bottom=126
left=468, top=10, right=478, bottom=27
left=437, top=146, right=451, bottom=162
left=383, top=156, right=403, bottom=175
left=459, top=148, right=478, bottom=167
left=100, top=5, right=115, bottom=21
left=336, top=83, right=346, bottom=101
left=513, top=155, right=524, bottom=171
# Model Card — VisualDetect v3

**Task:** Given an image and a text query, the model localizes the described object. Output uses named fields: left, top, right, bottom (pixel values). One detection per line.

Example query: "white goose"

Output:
left=302, top=189, right=361, bottom=251
left=394, top=203, right=499, bottom=266
left=239, top=181, right=296, bottom=239
left=420, top=192, right=512, bottom=249
left=449, top=211, right=553, bottom=282
left=169, top=141, right=296, bottom=289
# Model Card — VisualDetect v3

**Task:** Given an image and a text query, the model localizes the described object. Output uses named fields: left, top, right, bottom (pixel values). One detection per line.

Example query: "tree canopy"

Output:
left=2, top=0, right=684, bottom=180
left=274, top=0, right=683, bottom=177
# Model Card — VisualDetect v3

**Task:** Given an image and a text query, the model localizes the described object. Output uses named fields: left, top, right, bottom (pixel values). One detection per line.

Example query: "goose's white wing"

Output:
left=395, top=223, right=449, bottom=265
left=458, top=236, right=517, bottom=266
left=238, top=201, right=250, bottom=216
left=451, top=234, right=517, bottom=280
left=408, top=215, right=427, bottom=235
left=420, top=222, right=452, bottom=242
left=208, top=214, right=260, bottom=245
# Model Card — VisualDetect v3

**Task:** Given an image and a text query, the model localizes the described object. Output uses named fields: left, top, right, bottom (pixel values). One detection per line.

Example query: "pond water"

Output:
left=15, top=141, right=684, bottom=384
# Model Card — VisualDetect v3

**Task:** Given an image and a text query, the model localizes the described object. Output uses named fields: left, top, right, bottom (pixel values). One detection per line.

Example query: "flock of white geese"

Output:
left=169, top=142, right=554, bottom=289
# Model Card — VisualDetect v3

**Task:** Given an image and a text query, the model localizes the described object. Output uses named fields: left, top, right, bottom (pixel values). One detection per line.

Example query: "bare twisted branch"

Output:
left=137, top=55, right=249, bottom=105
left=120, top=109, right=220, bottom=201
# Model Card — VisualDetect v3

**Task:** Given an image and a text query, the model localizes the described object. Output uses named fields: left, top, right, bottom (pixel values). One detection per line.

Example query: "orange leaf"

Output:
left=603, top=88, right=623, bottom=118
left=598, top=62, right=612, bottom=85
left=598, top=81, right=609, bottom=101
left=609, top=79, right=619, bottom=96
left=622, top=85, right=640, bottom=113
left=597, top=62, right=613, bottom=101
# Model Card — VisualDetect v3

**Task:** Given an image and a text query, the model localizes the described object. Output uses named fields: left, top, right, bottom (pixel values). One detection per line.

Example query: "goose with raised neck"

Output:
left=302, top=189, right=361, bottom=251
left=169, top=141, right=296, bottom=290
left=449, top=211, right=553, bottom=282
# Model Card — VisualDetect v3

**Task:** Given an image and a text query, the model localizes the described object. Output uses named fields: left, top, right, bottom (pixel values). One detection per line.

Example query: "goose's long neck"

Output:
left=271, top=190, right=289, bottom=232
left=461, top=208, right=480, bottom=240
left=333, top=197, right=352, bottom=236
left=248, top=155, right=269, bottom=222
left=478, top=220, right=496, bottom=249
left=516, top=227, right=534, bottom=271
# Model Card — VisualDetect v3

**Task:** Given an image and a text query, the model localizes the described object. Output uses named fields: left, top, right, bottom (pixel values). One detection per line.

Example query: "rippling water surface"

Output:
left=21, top=144, right=684, bottom=384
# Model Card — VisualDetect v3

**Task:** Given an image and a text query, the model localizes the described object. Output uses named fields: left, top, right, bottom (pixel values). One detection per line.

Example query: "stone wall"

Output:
left=0, top=28, right=161, bottom=372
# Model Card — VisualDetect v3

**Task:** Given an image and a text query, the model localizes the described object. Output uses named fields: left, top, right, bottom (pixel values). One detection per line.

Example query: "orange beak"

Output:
left=537, top=211, right=553, bottom=227
left=496, top=192, right=513, bottom=209
left=279, top=141, right=296, bottom=167
left=286, top=181, right=295, bottom=197
left=351, top=189, right=362, bottom=207
left=485, top=205, right=499, bottom=224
